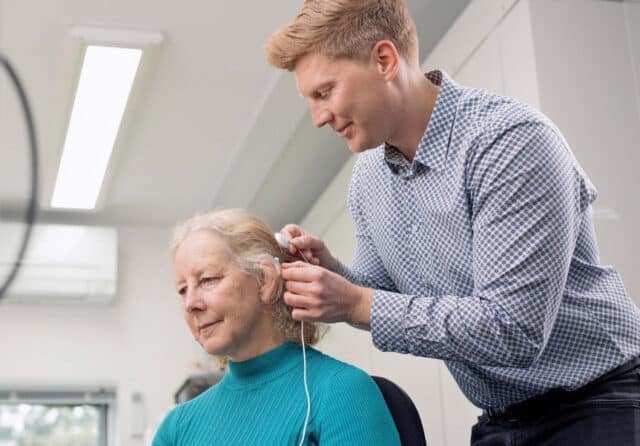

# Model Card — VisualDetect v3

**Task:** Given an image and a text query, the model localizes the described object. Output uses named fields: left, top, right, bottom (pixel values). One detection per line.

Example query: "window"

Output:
left=0, top=388, right=115, bottom=446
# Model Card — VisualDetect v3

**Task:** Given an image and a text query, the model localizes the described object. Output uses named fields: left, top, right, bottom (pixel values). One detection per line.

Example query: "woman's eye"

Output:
left=200, top=276, right=219, bottom=285
left=177, top=287, right=187, bottom=298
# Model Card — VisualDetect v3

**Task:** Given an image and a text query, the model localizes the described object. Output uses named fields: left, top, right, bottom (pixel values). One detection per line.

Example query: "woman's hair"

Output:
left=171, top=208, right=321, bottom=345
left=265, top=0, right=418, bottom=71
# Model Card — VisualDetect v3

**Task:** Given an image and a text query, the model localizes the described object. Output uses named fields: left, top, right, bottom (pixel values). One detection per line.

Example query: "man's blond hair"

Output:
left=265, top=0, right=418, bottom=71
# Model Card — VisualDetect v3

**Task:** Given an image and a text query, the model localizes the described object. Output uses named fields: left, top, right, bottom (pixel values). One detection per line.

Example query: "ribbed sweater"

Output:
left=152, top=342, right=400, bottom=445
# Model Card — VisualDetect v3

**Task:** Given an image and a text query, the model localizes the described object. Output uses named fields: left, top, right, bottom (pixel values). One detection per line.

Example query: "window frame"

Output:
left=0, top=386, right=116, bottom=446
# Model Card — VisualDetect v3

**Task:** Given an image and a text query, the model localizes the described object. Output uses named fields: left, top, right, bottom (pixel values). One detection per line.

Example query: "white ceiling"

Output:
left=0, top=0, right=470, bottom=230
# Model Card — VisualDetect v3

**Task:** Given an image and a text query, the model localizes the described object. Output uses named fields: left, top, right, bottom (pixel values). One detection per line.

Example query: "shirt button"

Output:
left=411, top=224, right=419, bottom=234
left=423, top=277, right=429, bottom=285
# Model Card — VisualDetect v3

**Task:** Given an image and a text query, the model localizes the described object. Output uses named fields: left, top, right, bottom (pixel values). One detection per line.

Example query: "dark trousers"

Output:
left=471, top=359, right=640, bottom=446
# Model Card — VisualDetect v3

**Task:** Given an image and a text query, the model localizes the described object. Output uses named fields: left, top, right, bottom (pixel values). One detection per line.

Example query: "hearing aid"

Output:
left=274, top=232, right=290, bottom=250
left=273, top=256, right=281, bottom=275
left=275, top=232, right=311, bottom=264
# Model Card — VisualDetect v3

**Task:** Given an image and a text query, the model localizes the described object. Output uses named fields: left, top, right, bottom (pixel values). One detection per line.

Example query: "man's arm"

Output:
left=284, top=122, right=594, bottom=368
left=370, top=122, right=590, bottom=366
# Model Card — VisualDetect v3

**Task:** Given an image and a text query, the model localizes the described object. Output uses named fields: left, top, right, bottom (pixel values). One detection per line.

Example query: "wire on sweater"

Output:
left=274, top=233, right=311, bottom=446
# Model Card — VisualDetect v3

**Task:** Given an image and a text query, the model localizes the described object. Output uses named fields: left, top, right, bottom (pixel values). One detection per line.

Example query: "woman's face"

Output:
left=173, top=230, right=275, bottom=361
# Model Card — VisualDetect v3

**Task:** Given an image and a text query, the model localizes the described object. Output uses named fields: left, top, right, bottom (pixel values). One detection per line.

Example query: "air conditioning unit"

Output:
left=0, top=222, right=117, bottom=304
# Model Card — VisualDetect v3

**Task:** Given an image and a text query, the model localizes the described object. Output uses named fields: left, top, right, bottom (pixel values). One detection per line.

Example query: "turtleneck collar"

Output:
left=224, top=342, right=303, bottom=389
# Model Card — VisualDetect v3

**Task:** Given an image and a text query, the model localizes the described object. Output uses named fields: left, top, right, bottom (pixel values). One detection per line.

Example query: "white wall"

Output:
left=0, top=226, right=200, bottom=446
left=529, top=0, right=640, bottom=299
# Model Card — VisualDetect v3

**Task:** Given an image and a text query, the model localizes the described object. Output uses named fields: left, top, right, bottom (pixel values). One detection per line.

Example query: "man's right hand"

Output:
left=278, top=224, right=338, bottom=272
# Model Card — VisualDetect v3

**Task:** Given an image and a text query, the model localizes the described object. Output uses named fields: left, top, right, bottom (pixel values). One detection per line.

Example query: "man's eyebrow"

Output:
left=299, top=78, right=332, bottom=98
left=309, top=81, right=334, bottom=97
left=316, top=81, right=334, bottom=91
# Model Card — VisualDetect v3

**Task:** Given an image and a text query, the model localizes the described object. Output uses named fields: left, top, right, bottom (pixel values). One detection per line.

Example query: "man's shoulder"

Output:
left=456, top=87, right=549, bottom=137
left=452, top=87, right=563, bottom=167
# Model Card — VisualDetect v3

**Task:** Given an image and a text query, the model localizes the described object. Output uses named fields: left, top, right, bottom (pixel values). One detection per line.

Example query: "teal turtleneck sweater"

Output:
left=152, top=342, right=400, bottom=445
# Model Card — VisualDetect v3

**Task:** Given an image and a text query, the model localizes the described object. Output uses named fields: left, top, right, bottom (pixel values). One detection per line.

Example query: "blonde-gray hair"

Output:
left=171, top=208, right=321, bottom=345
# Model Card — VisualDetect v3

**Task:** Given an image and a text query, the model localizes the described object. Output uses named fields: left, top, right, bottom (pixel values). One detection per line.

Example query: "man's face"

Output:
left=295, top=52, right=395, bottom=153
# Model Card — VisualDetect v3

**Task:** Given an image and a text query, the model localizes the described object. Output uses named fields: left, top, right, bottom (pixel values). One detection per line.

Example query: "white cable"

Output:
left=298, top=320, right=311, bottom=446
left=274, top=233, right=312, bottom=445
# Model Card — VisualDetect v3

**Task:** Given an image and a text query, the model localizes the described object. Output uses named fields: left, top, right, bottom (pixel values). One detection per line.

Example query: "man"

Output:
left=265, top=1, right=640, bottom=444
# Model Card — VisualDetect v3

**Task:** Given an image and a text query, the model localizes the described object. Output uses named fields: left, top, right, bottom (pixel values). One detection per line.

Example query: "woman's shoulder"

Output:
left=306, top=348, right=377, bottom=391
left=166, top=380, right=224, bottom=420
left=304, top=348, right=401, bottom=445
left=151, top=382, right=225, bottom=444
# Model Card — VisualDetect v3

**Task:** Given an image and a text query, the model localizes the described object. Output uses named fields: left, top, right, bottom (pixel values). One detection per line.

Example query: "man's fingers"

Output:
left=280, top=224, right=303, bottom=239
left=284, top=291, right=320, bottom=312
left=281, top=260, right=308, bottom=270
left=283, top=290, right=307, bottom=308
left=291, top=235, right=323, bottom=252
left=285, top=292, right=322, bottom=322
left=284, top=278, right=322, bottom=296
left=281, top=263, right=324, bottom=283
left=291, top=308, right=314, bottom=322
left=290, top=235, right=309, bottom=250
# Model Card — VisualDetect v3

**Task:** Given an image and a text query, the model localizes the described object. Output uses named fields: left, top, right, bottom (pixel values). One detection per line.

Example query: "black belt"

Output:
left=483, top=356, right=640, bottom=421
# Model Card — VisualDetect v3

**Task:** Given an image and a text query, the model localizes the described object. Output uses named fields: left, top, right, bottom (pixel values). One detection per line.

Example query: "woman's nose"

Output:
left=184, top=287, right=205, bottom=312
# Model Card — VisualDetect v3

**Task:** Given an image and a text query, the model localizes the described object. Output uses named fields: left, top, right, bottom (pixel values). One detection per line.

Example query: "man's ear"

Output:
left=370, top=40, right=400, bottom=81
left=258, top=258, right=280, bottom=304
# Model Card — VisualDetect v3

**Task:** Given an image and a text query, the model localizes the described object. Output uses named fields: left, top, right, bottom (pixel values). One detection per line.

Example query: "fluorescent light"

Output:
left=51, top=45, right=142, bottom=209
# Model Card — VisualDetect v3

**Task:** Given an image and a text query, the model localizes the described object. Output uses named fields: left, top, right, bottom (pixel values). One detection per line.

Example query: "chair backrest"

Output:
left=372, top=376, right=427, bottom=446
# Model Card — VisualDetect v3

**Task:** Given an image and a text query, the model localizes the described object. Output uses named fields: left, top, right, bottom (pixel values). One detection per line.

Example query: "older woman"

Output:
left=152, top=209, right=400, bottom=446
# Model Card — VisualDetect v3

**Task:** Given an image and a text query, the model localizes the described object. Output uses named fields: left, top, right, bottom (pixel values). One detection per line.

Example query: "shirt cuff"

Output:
left=371, top=290, right=410, bottom=353
left=340, top=262, right=359, bottom=283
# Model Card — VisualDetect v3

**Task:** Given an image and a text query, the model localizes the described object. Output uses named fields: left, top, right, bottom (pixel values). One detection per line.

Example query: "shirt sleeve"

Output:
left=369, top=122, right=597, bottom=367
left=313, top=366, right=401, bottom=445
left=342, top=159, right=397, bottom=292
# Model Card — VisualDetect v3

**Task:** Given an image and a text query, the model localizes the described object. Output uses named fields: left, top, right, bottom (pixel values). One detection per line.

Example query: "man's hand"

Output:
left=279, top=224, right=338, bottom=271
left=281, top=261, right=374, bottom=329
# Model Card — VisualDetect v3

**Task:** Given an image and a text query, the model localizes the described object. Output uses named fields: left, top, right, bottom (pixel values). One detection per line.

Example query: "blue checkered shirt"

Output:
left=342, top=70, right=640, bottom=408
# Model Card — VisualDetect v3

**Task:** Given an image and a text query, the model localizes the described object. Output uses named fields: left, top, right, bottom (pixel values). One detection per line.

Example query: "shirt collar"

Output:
left=384, top=70, right=462, bottom=174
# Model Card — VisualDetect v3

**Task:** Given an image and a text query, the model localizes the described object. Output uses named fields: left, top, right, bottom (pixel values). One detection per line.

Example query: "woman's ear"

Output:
left=258, top=257, right=280, bottom=304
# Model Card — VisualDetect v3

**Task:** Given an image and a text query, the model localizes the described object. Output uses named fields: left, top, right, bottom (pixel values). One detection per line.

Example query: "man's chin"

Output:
left=347, top=140, right=380, bottom=153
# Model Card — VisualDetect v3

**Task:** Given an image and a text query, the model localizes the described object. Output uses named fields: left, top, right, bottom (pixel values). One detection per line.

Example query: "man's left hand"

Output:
left=281, top=261, right=374, bottom=329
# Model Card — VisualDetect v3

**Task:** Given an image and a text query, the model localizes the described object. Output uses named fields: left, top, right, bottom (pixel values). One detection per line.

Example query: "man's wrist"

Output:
left=333, top=257, right=344, bottom=275
left=348, top=285, right=374, bottom=329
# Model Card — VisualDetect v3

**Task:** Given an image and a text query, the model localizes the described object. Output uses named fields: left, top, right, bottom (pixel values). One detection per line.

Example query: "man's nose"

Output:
left=311, top=106, right=333, bottom=128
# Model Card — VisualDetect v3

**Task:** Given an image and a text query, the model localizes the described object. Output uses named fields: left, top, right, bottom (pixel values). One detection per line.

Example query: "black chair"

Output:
left=372, top=376, right=427, bottom=446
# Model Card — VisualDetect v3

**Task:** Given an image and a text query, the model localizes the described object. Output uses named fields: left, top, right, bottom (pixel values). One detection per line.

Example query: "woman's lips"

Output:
left=199, top=320, right=220, bottom=331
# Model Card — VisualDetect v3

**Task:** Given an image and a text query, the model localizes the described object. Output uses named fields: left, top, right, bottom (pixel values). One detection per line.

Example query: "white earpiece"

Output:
left=273, top=256, right=281, bottom=275
left=274, top=232, right=290, bottom=249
